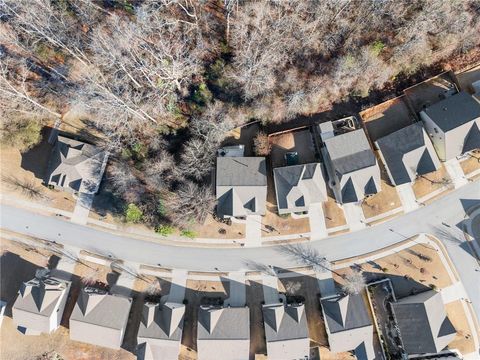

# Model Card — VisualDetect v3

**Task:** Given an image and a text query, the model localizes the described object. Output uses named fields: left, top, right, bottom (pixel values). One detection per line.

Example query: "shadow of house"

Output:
left=364, top=272, right=431, bottom=300
left=0, top=252, right=43, bottom=317
left=20, top=127, right=54, bottom=181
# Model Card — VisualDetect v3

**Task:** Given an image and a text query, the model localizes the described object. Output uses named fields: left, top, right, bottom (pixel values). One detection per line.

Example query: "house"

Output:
left=197, top=305, right=250, bottom=360
left=320, top=293, right=375, bottom=360
left=273, top=163, right=327, bottom=214
left=69, top=287, right=132, bottom=349
left=46, top=136, right=108, bottom=194
left=322, top=127, right=381, bottom=203
left=216, top=157, right=267, bottom=218
left=420, top=92, right=480, bottom=161
left=391, top=290, right=456, bottom=355
left=375, top=123, right=441, bottom=185
left=12, top=272, right=71, bottom=335
left=136, top=302, right=185, bottom=360
left=262, top=303, right=310, bottom=360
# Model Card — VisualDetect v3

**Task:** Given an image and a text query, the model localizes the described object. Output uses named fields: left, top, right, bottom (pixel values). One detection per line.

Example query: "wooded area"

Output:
left=1, top=0, right=479, bottom=228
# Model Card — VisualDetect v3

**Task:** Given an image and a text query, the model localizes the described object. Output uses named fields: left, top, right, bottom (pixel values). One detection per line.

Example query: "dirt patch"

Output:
left=334, top=243, right=453, bottom=298
left=456, top=64, right=480, bottom=93
left=73, top=259, right=114, bottom=288
left=445, top=300, right=476, bottom=355
left=269, top=129, right=317, bottom=168
left=412, top=165, right=451, bottom=200
left=223, top=122, right=260, bottom=157
left=191, top=213, right=245, bottom=239
left=460, top=153, right=480, bottom=175
left=261, top=210, right=310, bottom=237
left=360, top=95, right=415, bottom=142
left=403, top=71, right=458, bottom=113
left=132, top=275, right=172, bottom=296
left=0, top=317, right=135, bottom=360
left=362, top=180, right=401, bottom=219
left=323, top=197, right=346, bottom=229
left=0, top=134, right=76, bottom=213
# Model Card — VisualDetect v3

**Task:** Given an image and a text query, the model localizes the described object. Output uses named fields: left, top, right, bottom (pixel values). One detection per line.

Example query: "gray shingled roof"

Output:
left=273, top=163, right=327, bottom=214
left=137, top=302, right=185, bottom=360
left=422, top=92, right=480, bottom=132
left=263, top=303, right=308, bottom=342
left=70, top=287, right=132, bottom=349
left=197, top=305, right=249, bottom=341
left=324, top=129, right=376, bottom=175
left=320, top=293, right=375, bottom=360
left=46, top=136, right=108, bottom=194
left=376, top=123, right=441, bottom=185
left=13, top=274, right=70, bottom=333
left=321, top=293, right=371, bottom=333
left=216, top=157, right=267, bottom=217
left=391, top=290, right=456, bottom=355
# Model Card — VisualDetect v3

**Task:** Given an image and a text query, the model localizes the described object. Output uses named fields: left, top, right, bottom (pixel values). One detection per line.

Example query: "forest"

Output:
left=1, top=0, right=479, bottom=228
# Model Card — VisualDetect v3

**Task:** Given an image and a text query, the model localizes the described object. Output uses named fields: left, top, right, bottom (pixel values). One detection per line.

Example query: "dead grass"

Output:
left=444, top=300, right=476, bottom=355
left=323, top=197, right=347, bottom=228
left=0, top=318, right=135, bottom=360
left=132, top=275, right=171, bottom=296
left=362, top=180, right=401, bottom=219
left=412, top=165, right=451, bottom=200
left=262, top=209, right=310, bottom=237
left=460, top=154, right=480, bottom=175
left=269, top=129, right=316, bottom=167
left=455, top=64, right=480, bottom=94
left=222, top=122, right=260, bottom=157
left=191, top=213, right=245, bottom=239
left=0, top=140, right=76, bottom=212
left=334, top=243, right=453, bottom=298
left=73, top=259, right=113, bottom=288
left=360, top=95, right=415, bottom=142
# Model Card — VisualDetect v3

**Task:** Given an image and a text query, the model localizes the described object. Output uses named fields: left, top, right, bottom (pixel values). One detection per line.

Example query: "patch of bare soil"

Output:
left=412, top=165, right=451, bottom=200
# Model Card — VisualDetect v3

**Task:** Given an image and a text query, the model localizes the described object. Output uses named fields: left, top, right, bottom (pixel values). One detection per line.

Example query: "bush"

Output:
left=180, top=229, right=196, bottom=239
left=253, top=131, right=270, bottom=156
left=1, top=119, right=42, bottom=152
left=125, top=203, right=143, bottom=223
left=371, top=40, right=385, bottom=56
left=155, top=224, right=174, bottom=236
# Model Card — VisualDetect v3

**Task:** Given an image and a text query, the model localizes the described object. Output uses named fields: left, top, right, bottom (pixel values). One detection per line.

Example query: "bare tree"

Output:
left=253, top=131, right=270, bottom=156
left=277, top=243, right=337, bottom=275
left=341, top=269, right=366, bottom=295
left=166, top=181, right=215, bottom=227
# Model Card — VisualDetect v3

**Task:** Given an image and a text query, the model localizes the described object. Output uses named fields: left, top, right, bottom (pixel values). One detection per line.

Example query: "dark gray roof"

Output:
left=70, top=287, right=132, bottom=331
left=273, top=163, right=327, bottom=213
left=46, top=136, right=108, bottom=194
left=324, top=129, right=376, bottom=175
left=263, top=303, right=309, bottom=343
left=137, top=302, right=185, bottom=342
left=321, top=293, right=371, bottom=334
left=197, top=305, right=249, bottom=341
left=422, top=92, right=480, bottom=132
left=216, top=157, right=267, bottom=186
left=391, top=290, right=456, bottom=355
left=375, top=123, right=440, bottom=185
left=14, top=275, right=69, bottom=317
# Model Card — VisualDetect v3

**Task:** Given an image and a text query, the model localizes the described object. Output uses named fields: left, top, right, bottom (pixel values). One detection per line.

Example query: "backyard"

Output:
left=269, top=128, right=317, bottom=168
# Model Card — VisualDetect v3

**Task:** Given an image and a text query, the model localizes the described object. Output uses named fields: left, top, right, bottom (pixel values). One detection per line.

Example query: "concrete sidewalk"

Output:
left=444, top=158, right=468, bottom=189
left=245, top=215, right=262, bottom=247
left=308, top=203, right=328, bottom=240
left=396, top=183, right=419, bottom=213
left=342, top=202, right=366, bottom=231
left=262, top=274, right=280, bottom=304
left=224, top=271, right=246, bottom=307
left=162, top=269, right=188, bottom=304
left=71, top=193, right=94, bottom=225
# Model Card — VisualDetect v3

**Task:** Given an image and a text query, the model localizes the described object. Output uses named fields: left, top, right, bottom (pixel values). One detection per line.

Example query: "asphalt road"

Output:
left=1, top=181, right=479, bottom=320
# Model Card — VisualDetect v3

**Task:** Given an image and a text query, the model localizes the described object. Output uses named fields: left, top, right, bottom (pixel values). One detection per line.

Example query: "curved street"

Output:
left=1, top=181, right=480, bottom=321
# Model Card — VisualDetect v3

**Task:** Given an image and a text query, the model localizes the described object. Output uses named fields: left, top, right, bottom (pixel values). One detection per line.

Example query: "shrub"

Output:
left=125, top=203, right=143, bottom=223
left=253, top=131, right=270, bottom=156
left=155, top=224, right=175, bottom=236
left=180, top=229, right=196, bottom=239
left=1, top=119, right=42, bottom=152
left=371, top=40, right=385, bottom=56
